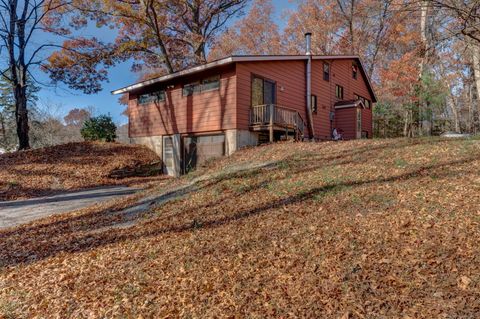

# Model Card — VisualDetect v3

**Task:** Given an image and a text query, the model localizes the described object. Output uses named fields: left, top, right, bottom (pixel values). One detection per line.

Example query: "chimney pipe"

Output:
left=305, top=32, right=315, bottom=139
left=305, top=32, right=312, bottom=56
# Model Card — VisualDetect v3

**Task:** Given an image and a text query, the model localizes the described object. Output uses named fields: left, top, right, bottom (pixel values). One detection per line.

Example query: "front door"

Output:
left=252, top=76, right=276, bottom=106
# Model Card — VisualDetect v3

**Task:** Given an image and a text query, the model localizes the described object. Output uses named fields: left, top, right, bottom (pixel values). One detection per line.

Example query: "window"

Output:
left=352, top=63, right=358, bottom=80
left=323, top=63, right=330, bottom=81
left=251, top=75, right=276, bottom=106
left=183, top=82, right=201, bottom=96
left=365, top=99, right=371, bottom=109
left=183, top=75, right=221, bottom=96
left=202, top=76, right=220, bottom=91
left=335, top=85, right=344, bottom=99
left=252, top=77, right=264, bottom=106
left=354, top=93, right=371, bottom=109
left=311, top=95, right=318, bottom=113
left=138, top=90, right=166, bottom=105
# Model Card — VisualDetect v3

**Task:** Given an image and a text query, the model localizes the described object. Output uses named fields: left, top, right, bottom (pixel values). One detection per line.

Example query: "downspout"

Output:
left=305, top=33, right=315, bottom=140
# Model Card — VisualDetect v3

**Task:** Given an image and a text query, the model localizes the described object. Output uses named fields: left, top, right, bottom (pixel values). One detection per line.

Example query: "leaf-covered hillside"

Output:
left=1, top=138, right=479, bottom=318
left=0, top=142, right=163, bottom=201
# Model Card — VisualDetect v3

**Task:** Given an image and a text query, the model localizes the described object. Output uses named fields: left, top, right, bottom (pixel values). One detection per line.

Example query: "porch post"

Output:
left=269, top=104, right=274, bottom=142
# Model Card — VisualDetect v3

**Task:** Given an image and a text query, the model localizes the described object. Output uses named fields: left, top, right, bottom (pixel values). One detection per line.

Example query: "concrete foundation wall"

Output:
left=130, top=136, right=163, bottom=157
left=225, top=129, right=259, bottom=155
left=131, top=130, right=258, bottom=176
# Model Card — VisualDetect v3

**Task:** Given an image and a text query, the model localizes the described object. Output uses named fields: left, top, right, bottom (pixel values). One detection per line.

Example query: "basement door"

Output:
left=163, top=135, right=181, bottom=177
left=183, top=134, right=225, bottom=173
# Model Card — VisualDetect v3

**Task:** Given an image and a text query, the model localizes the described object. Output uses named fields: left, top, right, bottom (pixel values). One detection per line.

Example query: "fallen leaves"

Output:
left=0, top=141, right=164, bottom=201
left=0, top=137, right=479, bottom=318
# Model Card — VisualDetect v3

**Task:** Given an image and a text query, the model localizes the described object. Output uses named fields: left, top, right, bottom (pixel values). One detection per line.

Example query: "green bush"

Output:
left=81, top=115, right=117, bottom=142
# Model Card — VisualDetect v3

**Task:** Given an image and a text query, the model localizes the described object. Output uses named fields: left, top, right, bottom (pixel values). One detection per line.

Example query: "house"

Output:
left=112, top=34, right=377, bottom=176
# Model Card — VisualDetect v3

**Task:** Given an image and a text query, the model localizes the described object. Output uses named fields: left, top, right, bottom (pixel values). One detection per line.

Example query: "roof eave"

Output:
left=111, top=56, right=235, bottom=95
left=111, top=55, right=378, bottom=103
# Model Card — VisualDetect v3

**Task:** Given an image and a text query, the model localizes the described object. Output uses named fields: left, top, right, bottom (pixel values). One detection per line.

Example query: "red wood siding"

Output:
left=361, top=107, right=373, bottom=138
left=236, top=61, right=307, bottom=130
left=236, top=59, right=374, bottom=140
left=312, top=59, right=375, bottom=139
left=335, top=108, right=356, bottom=140
left=128, top=65, right=237, bottom=138
left=127, top=58, right=374, bottom=140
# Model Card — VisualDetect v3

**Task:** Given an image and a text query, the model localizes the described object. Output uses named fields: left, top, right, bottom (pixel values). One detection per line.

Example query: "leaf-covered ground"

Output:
left=0, top=142, right=164, bottom=201
left=1, top=138, right=480, bottom=318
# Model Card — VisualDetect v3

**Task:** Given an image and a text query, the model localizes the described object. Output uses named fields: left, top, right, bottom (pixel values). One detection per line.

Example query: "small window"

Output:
left=352, top=63, right=358, bottom=80
left=138, top=90, right=166, bottom=105
left=354, top=93, right=371, bottom=109
left=311, top=95, right=318, bottom=113
left=335, top=85, right=344, bottom=99
left=183, top=82, right=201, bottom=96
left=365, top=99, right=371, bottom=109
left=323, top=63, right=330, bottom=81
left=202, top=76, right=220, bottom=91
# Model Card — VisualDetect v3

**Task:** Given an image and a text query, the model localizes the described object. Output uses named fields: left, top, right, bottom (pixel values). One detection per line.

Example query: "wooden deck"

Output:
left=249, top=104, right=306, bottom=142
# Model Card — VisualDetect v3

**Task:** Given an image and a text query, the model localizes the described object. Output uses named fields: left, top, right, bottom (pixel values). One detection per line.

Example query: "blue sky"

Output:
left=35, top=0, right=297, bottom=125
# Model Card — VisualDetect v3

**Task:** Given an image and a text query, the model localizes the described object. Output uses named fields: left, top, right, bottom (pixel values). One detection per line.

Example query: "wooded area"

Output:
left=0, top=0, right=479, bottom=149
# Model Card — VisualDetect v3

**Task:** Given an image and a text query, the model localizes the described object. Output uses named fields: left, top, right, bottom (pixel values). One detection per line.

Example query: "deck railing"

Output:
left=249, top=104, right=306, bottom=140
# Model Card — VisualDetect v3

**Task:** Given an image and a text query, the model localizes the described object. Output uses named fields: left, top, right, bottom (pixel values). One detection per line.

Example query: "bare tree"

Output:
left=0, top=0, right=116, bottom=150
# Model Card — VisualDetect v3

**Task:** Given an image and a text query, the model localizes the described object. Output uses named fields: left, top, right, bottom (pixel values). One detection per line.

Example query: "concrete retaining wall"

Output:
left=130, top=136, right=163, bottom=157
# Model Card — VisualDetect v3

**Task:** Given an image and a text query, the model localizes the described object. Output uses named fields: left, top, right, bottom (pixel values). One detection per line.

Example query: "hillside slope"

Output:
left=0, top=142, right=163, bottom=200
left=1, top=138, right=480, bottom=318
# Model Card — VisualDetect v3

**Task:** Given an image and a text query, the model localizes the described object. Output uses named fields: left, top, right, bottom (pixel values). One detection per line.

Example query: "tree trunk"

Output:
left=467, top=84, right=474, bottom=133
left=472, top=44, right=480, bottom=131
left=14, top=84, right=29, bottom=150
left=0, top=112, right=5, bottom=143
left=415, top=0, right=430, bottom=137
left=448, top=96, right=461, bottom=132
left=195, top=42, right=207, bottom=64
left=404, top=109, right=413, bottom=137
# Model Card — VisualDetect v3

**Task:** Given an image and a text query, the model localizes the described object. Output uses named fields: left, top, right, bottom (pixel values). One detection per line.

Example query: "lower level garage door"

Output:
left=184, top=134, right=225, bottom=173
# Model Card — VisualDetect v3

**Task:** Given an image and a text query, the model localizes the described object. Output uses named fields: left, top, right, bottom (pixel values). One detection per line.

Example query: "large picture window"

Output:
left=202, top=76, right=220, bottom=91
left=183, top=75, right=220, bottom=96
left=138, top=90, right=166, bottom=105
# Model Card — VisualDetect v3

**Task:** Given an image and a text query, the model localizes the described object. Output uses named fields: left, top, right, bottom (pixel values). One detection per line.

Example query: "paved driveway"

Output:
left=0, top=186, right=139, bottom=229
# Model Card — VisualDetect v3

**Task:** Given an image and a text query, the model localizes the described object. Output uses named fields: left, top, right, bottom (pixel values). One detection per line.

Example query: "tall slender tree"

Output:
left=0, top=0, right=109, bottom=150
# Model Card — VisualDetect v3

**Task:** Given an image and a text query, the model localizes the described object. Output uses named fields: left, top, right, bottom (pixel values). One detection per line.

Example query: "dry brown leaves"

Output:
left=0, top=137, right=479, bottom=318
left=0, top=142, right=165, bottom=201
